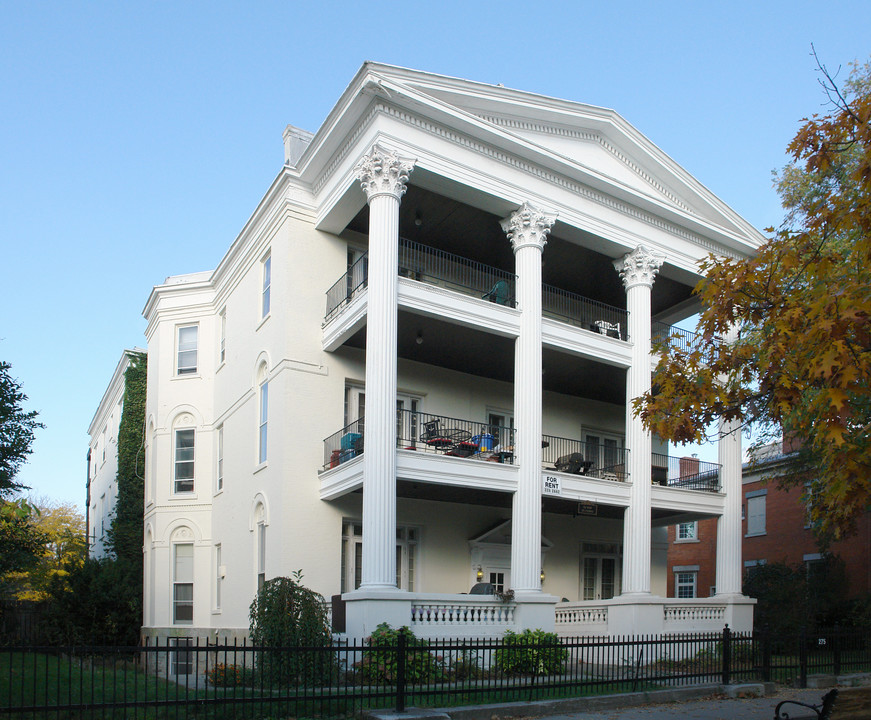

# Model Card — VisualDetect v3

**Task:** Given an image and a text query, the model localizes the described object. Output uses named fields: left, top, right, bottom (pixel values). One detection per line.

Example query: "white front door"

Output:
left=580, top=542, right=622, bottom=600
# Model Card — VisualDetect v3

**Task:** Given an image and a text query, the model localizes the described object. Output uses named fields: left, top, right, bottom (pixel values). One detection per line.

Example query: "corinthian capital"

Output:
left=614, top=245, right=665, bottom=289
left=500, top=202, right=557, bottom=254
left=354, top=144, right=415, bottom=202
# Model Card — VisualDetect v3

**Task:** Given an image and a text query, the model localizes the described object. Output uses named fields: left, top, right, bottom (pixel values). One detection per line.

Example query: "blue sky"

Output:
left=1, top=1, right=869, bottom=508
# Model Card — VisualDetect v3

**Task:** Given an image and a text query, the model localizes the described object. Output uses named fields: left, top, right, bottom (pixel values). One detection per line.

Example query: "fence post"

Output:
left=722, top=625, right=731, bottom=686
left=833, top=624, right=841, bottom=677
left=799, top=626, right=808, bottom=688
left=395, top=627, right=407, bottom=712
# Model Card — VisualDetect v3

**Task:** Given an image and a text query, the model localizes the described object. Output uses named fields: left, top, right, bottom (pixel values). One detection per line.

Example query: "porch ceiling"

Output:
left=343, top=314, right=628, bottom=404
left=347, top=183, right=696, bottom=315
left=397, top=479, right=512, bottom=508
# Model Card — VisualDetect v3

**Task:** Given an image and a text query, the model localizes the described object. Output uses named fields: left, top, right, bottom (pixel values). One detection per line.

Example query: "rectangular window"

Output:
left=174, top=429, right=195, bottom=493
left=215, top=544, right=222, bottom=610
left=219, top=310, right=226, bottom=364
left=746, top=492, right=766, bottom=536
left=177, top=325, right=198, bottom=375
left=676, top=571, right=697, bottom=599
left=170, top=637, right=193, bottom=676
left=677, top=521, right=697, bottom=541
left=257, top=522, right=266, bottom=590
left=262, top=255, right=271, bottom=318
left=258, top=381, right=268, bottom=464
left=173, top=543, right=193, bottom=625
left=216, top=426, right=224, bottom=491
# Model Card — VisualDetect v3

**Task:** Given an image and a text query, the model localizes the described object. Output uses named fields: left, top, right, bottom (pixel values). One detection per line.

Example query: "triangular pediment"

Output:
left=469, top=519, right=552, bottom=549
left=353, top=64, right=760, bottom=241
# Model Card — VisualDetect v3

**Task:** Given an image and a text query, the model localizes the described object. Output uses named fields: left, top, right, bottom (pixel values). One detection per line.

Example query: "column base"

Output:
left=343, top=588, right=412, bottom=639
left=511, top=591, right=559, bottom=633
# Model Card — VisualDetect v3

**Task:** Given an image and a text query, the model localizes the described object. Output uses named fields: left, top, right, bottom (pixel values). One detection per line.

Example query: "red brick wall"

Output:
left=666, top=479, right=871, bottom=598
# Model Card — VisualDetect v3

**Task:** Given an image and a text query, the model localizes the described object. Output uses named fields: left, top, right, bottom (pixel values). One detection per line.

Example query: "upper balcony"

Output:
left=324, top=239, right=629, bottom=341
left=319, top=410, right=720, bottom=494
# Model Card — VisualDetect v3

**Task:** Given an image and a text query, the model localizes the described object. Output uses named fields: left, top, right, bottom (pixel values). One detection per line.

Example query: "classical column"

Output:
left=501, top=202, right=556, bottom=594
left=614, top=245, right=664, bottom=595
left=354, top=144, right=414, bottom=590
left=716, top=326, right=744, bottom=596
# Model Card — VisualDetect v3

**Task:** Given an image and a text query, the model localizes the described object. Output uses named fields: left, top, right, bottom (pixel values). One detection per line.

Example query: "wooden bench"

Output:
left=774, top=687, right=871, bottom=720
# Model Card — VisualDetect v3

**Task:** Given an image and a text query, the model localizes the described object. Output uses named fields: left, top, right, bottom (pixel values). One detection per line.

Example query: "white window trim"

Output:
left=174, top=428, right=195, bottom=494
left=674, top=569, right=698, bottom=599
left=258, top=380, right=268, bottom=465
left=176, top=324, right=199, bottom=376
left=172, top=543, right=194, bottom=626
left=218, top=309, right=226, bottom=367
left=261, top=253, right=272, bottom=320
left=676, top=521, right=698, bottom=542
left=216, top=425, right=224, bottom=494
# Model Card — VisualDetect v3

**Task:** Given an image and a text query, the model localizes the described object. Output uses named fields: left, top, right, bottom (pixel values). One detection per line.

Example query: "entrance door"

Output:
left=580, top=543, right=622, bottom=600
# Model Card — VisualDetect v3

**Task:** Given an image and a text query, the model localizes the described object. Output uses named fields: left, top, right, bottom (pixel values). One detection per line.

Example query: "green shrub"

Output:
left=248, top=572, right=333, bottom=685
left=355, top=623, right=446, bottom=684
left=495, top=629, right=567, bottom=675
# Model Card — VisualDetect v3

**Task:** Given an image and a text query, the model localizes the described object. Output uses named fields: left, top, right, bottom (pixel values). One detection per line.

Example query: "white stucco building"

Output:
left=87, top=349, right=144, bottom=558
left=136, top=64, right=760, bottom=644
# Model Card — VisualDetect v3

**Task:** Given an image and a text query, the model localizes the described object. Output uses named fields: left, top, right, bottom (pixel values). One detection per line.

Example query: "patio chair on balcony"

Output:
left=552, top=453, right=593, bottom=475
left=592, top=320, right=621, bottom=338
left=483, top=280, right=510, bottom=306
left=420, top=419, right=453, bottom=450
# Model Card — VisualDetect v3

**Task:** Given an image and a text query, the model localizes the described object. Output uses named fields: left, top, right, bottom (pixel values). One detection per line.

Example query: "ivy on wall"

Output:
left=105, top=350, right=147, bottom=630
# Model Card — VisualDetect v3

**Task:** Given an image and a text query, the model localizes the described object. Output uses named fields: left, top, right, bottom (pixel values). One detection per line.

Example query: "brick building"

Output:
left=667, top=442, right=871, bottom=599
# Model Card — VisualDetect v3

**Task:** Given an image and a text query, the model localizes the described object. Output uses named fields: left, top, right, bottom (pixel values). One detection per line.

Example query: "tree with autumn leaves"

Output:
left=636, top=57, right=871, bottom=540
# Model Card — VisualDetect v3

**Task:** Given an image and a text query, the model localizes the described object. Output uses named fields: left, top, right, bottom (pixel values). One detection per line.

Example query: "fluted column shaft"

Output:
left=502, top=203, right=556, bottom=594
left=354, top=145, right=414, bottom=591
left=716, top=327, right=743, bottom=596
left=615, top=246, right=664, bottom=595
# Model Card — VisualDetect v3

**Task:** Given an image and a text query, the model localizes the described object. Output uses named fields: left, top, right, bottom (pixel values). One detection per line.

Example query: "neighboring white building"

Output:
left=87, top=348, right=144, bottom=558
left=135, top=63, right=760, bottom=645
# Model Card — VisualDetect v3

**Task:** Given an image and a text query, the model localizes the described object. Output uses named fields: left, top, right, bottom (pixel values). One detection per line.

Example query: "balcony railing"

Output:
left=322, top=412, right=516, bottom=470
left=542, top=435, right=629, bottom=481
left=397, top=239, right=517, bottom=306
left=651, top=322, right=720, bottom=354
left=323, top=418, right=365, bottom=470
left=652, top=453, right=721, bottom=492
left=542, top=285, right=628, bottom=340
left=325, top=254, right=369, bottom=322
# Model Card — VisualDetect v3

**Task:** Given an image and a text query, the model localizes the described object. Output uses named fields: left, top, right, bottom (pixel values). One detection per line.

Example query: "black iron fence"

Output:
left=2, top=627, right=870, bottom=718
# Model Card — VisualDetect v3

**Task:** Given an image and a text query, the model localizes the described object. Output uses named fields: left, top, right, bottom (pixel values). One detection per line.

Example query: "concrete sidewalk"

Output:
left=369, top=686, right=831, bottom=720
left=526, top=687, right=828, bottom=719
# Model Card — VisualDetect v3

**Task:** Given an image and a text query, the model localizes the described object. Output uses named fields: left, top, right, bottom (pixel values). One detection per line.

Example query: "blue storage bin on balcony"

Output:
left=472, top=433, right=495, bottom=451
left=341, top=432, right=362, bottom=451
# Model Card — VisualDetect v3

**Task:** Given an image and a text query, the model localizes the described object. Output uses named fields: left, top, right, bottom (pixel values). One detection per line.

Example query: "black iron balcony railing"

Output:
left=324, top=241, right=520, bottom=323
left=325, top=254, right=369, bottom=322
left=397, top=239, right=517, bottom=307
left=323, top=418, right=366, bottom=470
left=651, top=322, right=721, bottom=354
left=322, top=412, right=516, bottom=471
left=542, top=435, right=630, bottom=481
left=542, top=285, right=628, bottom=341
left=652, top=453, right=721, bottom=492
